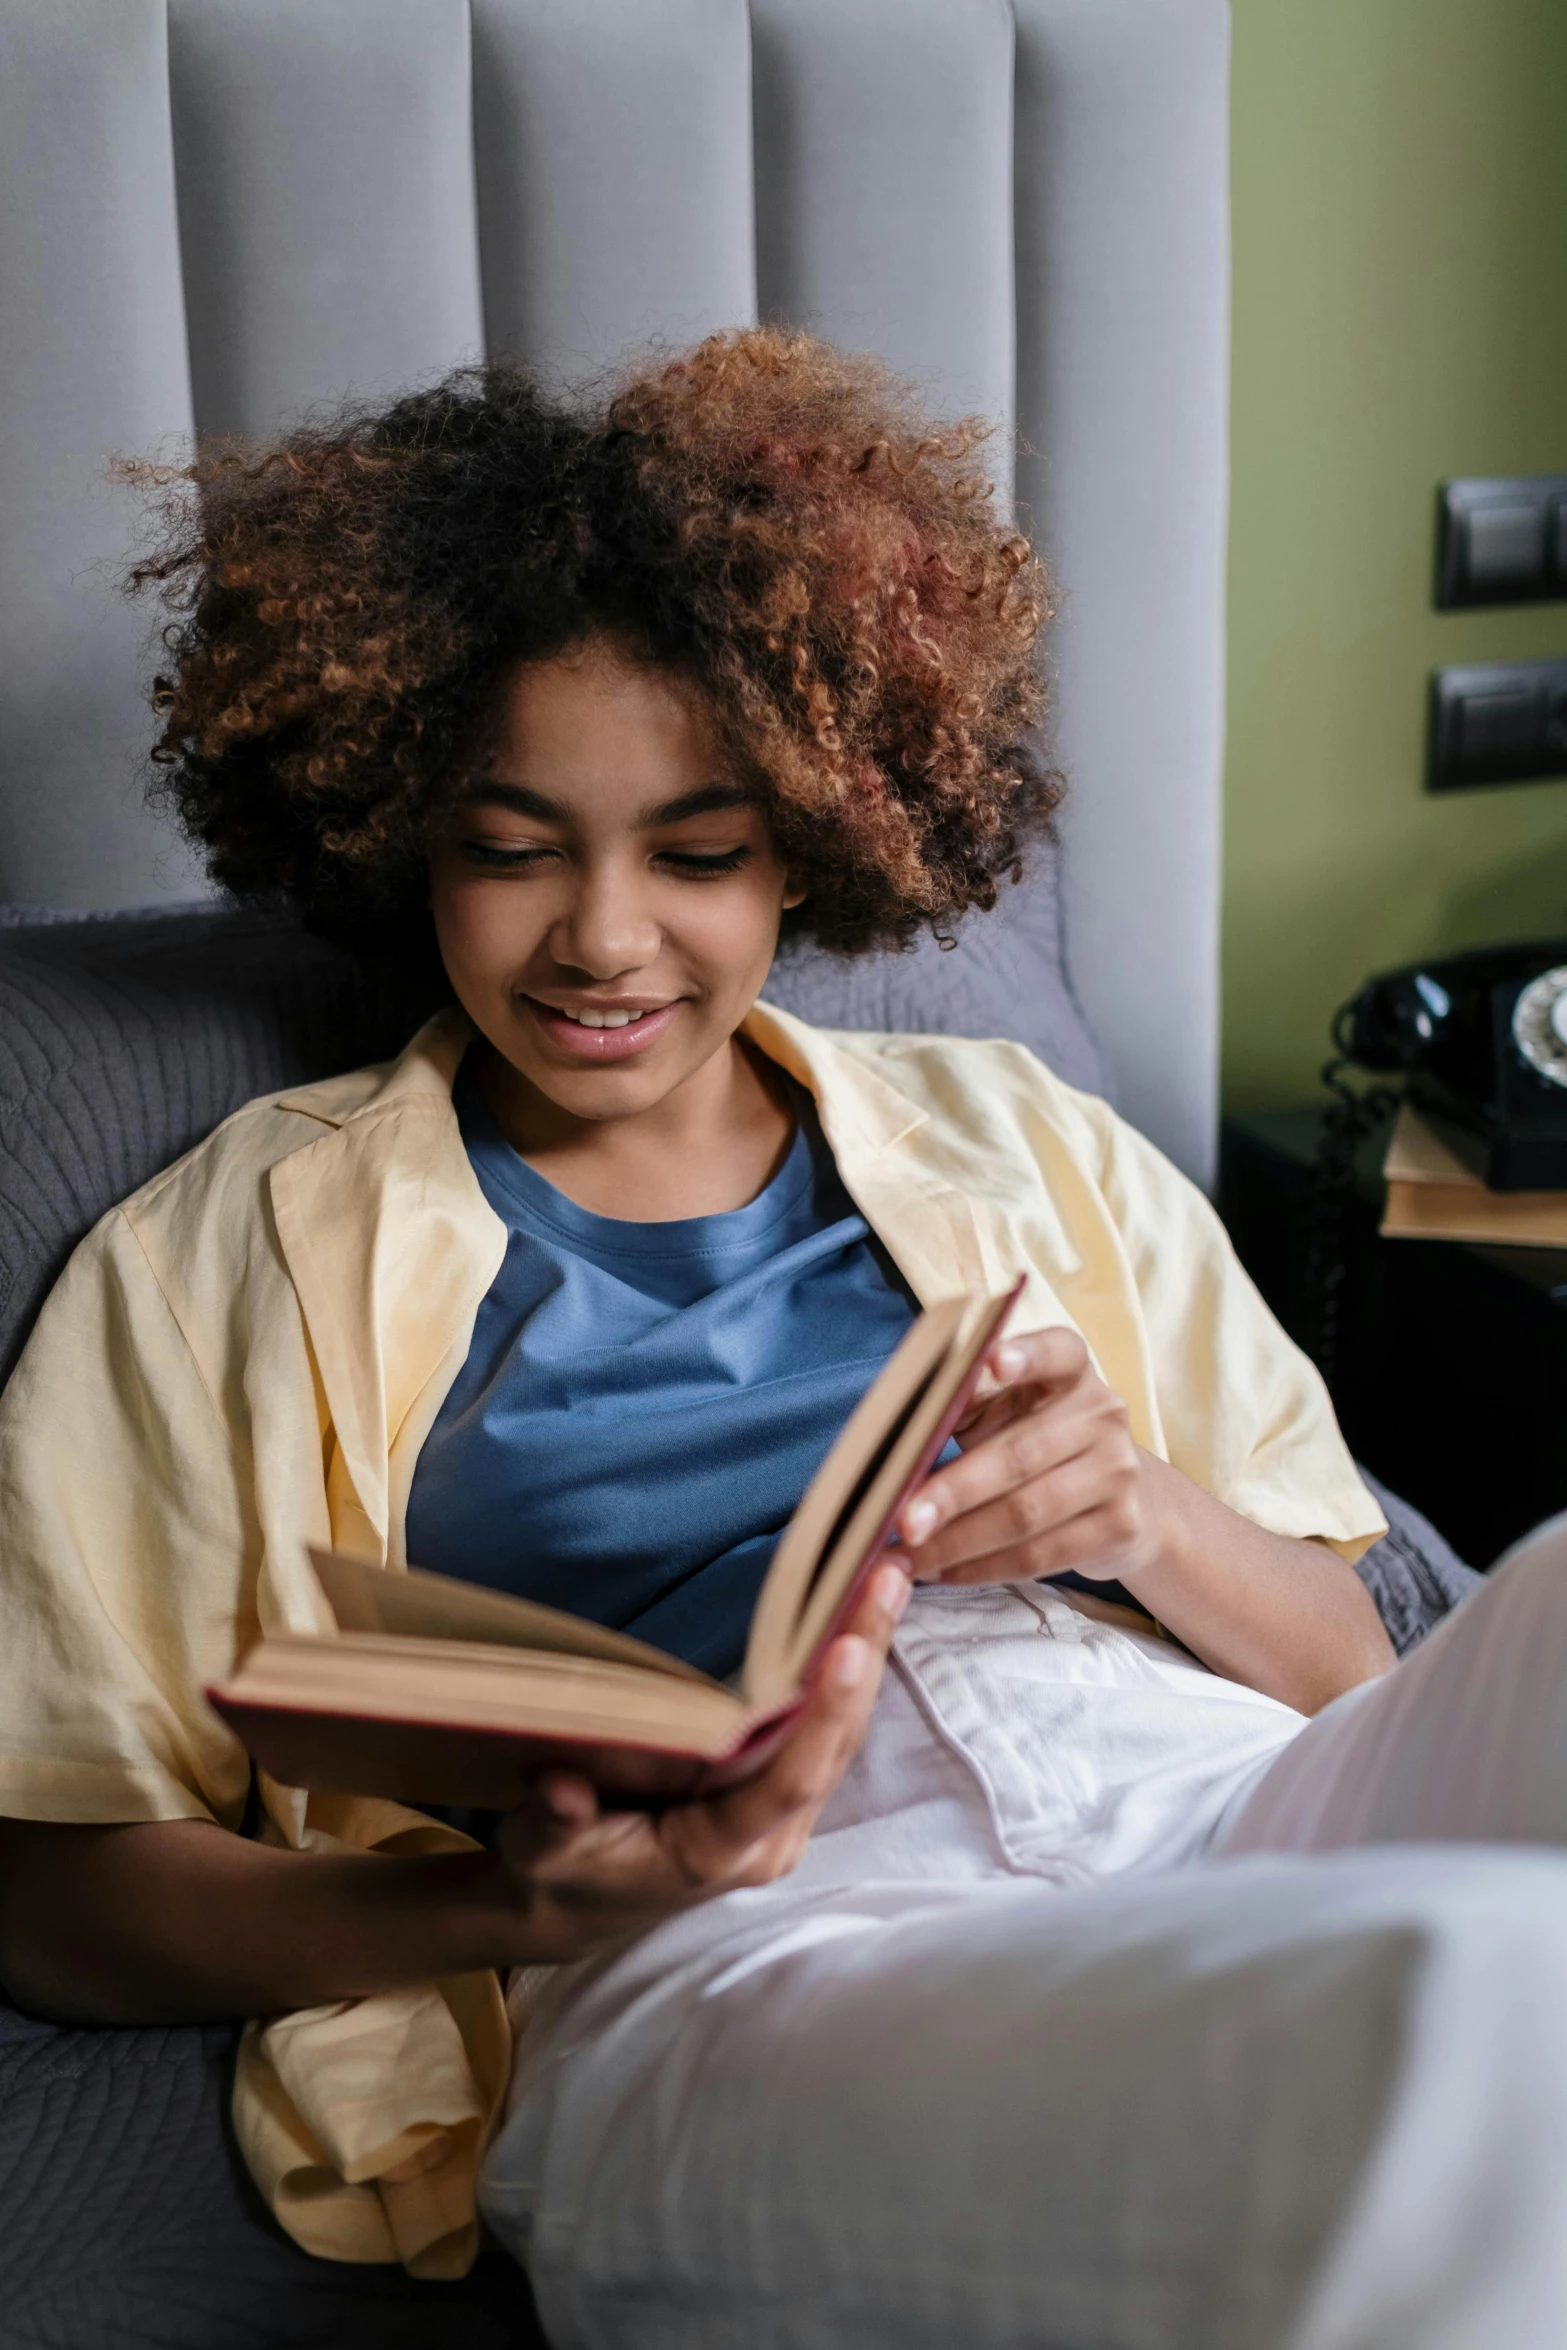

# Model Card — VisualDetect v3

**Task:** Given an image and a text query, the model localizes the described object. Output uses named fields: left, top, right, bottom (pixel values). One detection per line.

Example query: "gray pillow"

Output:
left=0, top=903, right=441, bottom=1385
left=1352, top=1468, right=1482, bottom=1655
left=765, top=859, right=1108, bottom=1099
left=0, top=2001, right=542, bottom=2350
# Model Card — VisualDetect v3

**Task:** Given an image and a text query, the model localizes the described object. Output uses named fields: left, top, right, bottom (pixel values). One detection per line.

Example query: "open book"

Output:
left=208, top=1281, right=1021, bottom=1810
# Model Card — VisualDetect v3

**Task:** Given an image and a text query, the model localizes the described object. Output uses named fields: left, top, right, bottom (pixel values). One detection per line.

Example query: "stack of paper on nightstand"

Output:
left=1382, top=1104, right=1567, bottom=1245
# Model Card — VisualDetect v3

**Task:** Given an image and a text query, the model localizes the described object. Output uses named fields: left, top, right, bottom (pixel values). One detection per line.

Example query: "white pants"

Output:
left=482, top=1517, right=1567, bottom=2350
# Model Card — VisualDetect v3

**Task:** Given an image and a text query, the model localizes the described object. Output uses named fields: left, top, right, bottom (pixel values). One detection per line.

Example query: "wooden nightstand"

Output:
left=1218, top=1109, right=1567, bottom=1568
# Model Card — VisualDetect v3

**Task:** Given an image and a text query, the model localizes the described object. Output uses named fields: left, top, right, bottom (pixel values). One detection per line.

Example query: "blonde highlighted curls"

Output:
left=127, top=329, right=1058, bottom=957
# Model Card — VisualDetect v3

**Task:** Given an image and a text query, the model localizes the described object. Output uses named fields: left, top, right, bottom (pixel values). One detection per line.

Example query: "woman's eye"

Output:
left=457, top=841, right=752, bottom=876
left=658, top=847, right=753, bottom=876
left=461, top=841, right=554, bottom=870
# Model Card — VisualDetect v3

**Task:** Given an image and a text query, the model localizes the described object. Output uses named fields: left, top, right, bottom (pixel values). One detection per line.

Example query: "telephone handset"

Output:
left=1332, top=941, right=1567, bottom=1191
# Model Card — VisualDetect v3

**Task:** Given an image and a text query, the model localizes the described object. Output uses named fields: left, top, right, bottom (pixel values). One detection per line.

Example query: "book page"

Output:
left=739, top=1299, right=970, bottom=1705
left=774, top=1285, right=1019, bottom=1694
left=1381, top=1180, right=1567, bottom=1247
left=309, top=1550, right=718, bottom=1686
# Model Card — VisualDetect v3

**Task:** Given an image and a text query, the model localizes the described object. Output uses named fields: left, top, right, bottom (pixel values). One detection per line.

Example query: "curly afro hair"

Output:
left=128, top=328, right=1057, bottom=959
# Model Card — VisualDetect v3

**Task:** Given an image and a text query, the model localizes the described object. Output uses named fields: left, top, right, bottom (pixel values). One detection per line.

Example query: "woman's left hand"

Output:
left=898, top=1326, right=1164, bottom=1589
left=894, top=1323, right=1396, bottom=1713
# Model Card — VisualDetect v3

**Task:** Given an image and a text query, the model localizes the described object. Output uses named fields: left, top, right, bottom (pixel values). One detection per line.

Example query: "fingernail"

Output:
left=994, top=1343, right=1027, bottom=1380
left=904, top=1498, right=938, bottom=1545
left=830, top=1636, right=869, bottom=1689
left=543, top=1775, right=593, bottom=1823
left=874, top=1565, right=912, bottom=1624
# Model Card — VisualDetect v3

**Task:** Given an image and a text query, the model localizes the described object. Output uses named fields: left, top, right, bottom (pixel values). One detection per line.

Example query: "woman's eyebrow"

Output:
left=469, top=782, right=565, bottom=822
left=639, top=783, right=752, bottom=825
left=465, top=780, right=751, bottom=825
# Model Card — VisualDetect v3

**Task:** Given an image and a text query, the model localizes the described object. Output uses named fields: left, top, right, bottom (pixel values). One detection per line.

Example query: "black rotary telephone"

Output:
left=1298, top=941, right=1567, bottom=1394
left=1330, top=940, right=1567, bottom=1190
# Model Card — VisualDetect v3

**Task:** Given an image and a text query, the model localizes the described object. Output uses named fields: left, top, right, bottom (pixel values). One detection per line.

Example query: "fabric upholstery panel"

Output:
left=168, top=0, right=485, bottom=439
left=751, top=0, right=1015, bottom=487
left=473, top=0, right=756, bottom=375
left=0, top=0, right=203, bottom=911
left=1013, top=0, right=1231, bottom=1187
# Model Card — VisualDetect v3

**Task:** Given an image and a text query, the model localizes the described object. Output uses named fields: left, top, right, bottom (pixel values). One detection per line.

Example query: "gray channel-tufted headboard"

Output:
left=0, top=0, right=1229, bottom=1182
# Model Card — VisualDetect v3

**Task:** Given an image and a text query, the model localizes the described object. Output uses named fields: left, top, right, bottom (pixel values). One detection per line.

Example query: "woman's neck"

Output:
left=477, top=1033, right=797, bottom=1222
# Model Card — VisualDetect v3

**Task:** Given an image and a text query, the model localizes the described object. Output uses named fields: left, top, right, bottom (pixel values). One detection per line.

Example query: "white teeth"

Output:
left=559, top=1007, right=648, bottom=1029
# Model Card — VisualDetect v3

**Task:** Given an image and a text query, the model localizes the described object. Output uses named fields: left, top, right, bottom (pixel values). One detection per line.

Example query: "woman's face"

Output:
left=429, top=644, right=802, bottom=1125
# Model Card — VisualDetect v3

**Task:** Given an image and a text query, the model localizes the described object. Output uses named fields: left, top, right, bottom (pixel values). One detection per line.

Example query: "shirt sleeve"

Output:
left=1090, top=1101, right=1387, bottom=1560
left=0, top=1208, right=257, bottom=1826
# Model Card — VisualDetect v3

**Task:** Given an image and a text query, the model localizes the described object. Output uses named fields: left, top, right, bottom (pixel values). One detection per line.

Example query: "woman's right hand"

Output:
left=489, top=1561, right=910, bottom=1964
left=0, top=1566, right=908, bottom=2026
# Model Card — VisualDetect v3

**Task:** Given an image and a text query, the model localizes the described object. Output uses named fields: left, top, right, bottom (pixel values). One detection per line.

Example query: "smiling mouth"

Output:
left=521, top=994, right=682, bottom=1061
left=549, top=1005, right=663, bottom=1029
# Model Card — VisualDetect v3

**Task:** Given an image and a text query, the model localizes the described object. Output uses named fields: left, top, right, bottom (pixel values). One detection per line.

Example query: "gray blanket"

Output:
left=0, top=2002, right=544, bottom=2350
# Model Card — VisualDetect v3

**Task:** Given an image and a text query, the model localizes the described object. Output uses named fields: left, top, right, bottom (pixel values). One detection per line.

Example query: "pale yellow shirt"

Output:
left=0, top=1003, right=1384, bottom=2273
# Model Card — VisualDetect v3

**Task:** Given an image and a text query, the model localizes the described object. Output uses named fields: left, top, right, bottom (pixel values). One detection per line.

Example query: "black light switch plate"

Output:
left=1435, top=475, right=1567, bottom=608
left=1428, top=658, right=1567, bottom=790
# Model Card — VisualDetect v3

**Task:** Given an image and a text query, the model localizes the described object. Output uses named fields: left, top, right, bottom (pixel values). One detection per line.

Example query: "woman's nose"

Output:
left=548, top=866, right=661, bottom=978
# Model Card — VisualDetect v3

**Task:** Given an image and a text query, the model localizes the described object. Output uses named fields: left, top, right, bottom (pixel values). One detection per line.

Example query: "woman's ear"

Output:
left=781, top=875, right=808, bottom=911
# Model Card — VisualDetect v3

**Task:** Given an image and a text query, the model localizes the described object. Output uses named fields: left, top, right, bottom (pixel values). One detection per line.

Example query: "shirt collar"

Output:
left=743, top=998, right=930, bottom=1160
left=276, top=1008, right=471, bottom=1128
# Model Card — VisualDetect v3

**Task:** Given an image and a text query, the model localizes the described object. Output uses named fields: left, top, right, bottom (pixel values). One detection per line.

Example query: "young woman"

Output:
left=2, top=332, right=1566, bottom=2346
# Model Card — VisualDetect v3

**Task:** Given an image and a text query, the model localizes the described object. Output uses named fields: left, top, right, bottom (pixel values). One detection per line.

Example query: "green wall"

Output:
left=1223, top=0, right=1567, bottom=1108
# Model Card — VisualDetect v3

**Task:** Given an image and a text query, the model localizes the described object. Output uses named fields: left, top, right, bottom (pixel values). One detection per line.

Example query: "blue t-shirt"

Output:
left=404, top=1057, right=926, bottom=1680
